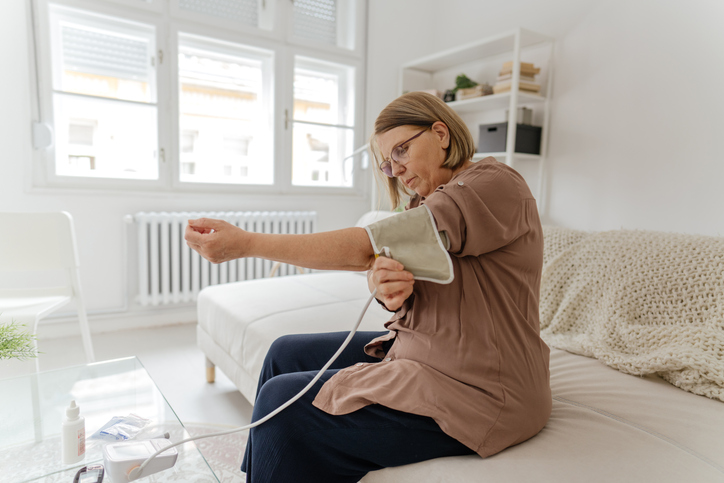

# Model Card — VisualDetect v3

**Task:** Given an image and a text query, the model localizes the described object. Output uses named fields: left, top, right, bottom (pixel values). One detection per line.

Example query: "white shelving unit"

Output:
left=399, top=28, right=554, bottom=208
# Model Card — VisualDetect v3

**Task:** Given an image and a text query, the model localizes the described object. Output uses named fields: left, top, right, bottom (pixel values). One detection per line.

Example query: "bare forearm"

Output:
left=245, top=227, right=375, bottom=271
left=186, top=218, right=375, bottom=271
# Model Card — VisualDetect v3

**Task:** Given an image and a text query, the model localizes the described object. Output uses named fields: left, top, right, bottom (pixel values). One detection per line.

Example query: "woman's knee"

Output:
left=262, top=335, right=307, bottom=377
left=254, top=372, right=313, bottom=419
left=266, top=334, right=297, bottom=362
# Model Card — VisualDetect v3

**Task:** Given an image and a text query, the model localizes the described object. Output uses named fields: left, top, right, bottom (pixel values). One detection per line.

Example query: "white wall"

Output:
left=0, top=0, right=372, bottom=335
left=366, top=0, right=724, bottom=236
left=364, top=0, right=436, bottom=210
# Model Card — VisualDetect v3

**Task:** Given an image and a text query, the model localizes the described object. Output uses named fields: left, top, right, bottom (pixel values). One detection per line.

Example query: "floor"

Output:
left=0, top=323, right=254, bottom=428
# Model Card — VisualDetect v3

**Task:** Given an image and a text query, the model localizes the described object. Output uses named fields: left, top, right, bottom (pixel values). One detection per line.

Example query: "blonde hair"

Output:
left=371, top=91, right=475, bottom=209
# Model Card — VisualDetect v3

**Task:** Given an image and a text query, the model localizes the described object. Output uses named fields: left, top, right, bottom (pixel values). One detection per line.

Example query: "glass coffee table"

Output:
left=0, top=357, right=219, bottom=482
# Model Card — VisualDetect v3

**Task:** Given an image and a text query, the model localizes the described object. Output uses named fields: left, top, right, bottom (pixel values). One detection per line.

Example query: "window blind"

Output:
left=293, top=0, right=337, bottom=46
left=61, top=26, right=150, bottom=81
left=178, top=0, right=258, bottom=27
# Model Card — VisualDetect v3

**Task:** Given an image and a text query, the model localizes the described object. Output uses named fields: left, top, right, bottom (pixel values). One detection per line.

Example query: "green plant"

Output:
left=0, top=320, right=38, bottom=360
left=453, top=74, right=478, bottom=92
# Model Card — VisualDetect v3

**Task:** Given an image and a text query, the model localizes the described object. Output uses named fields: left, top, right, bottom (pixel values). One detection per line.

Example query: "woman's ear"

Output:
left=431, top=121, right=450, bottom=150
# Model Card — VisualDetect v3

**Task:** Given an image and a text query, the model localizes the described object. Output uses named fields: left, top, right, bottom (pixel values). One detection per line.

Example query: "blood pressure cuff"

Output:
left=365, top=205, right=454, bottom=284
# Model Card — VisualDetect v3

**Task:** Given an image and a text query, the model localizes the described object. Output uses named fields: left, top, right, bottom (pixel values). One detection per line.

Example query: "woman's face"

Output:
left=376, top=122, right=453, bottom=198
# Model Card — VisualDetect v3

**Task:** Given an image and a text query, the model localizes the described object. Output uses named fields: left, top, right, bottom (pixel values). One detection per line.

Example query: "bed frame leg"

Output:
left=205, top=357, right=216, bottom=383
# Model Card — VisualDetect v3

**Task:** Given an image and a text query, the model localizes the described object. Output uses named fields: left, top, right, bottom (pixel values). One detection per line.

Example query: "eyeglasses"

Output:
left=379, top=127, right=428, bottom=178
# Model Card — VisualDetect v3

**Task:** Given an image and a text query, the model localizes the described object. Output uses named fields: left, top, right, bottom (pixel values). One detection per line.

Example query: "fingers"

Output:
left=184, top=223, right=207, bottom=247
left=188, top=218, right=217, bottom=234
left=371, top=256, right=413, bottom=285
left=186, top=218, right=226, bottom=241
left=370, top=256, right=414, bottom=311
left=373, top=255, right=404, bottom=272
left=376, top=280, right=413, bottom=296
left=184, top=218, right=240, bottom=264
left=382, top=287, right=413, bottom=312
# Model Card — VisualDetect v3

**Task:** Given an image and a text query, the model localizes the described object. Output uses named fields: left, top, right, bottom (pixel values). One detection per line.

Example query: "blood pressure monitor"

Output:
left=102, top=438, right=178, bottom=481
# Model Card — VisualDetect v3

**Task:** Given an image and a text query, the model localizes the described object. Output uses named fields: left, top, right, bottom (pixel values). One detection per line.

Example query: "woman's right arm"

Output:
left=367, top=256, right=414, bottom=312
left=185, top=217, right=375, bottom=272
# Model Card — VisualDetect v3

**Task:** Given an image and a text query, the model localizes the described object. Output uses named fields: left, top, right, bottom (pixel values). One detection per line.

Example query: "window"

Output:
left=292, top=57, right=354, bottom=187
left=178, top=34, right=274, bottom=185
left=32, top=0, right=365, bottom=193
left=48, top=5, right=158, bottom=180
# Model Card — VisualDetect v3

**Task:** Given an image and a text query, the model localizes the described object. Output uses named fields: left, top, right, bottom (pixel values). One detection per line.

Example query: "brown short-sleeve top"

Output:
left=313, top=157, right=551, bottom=457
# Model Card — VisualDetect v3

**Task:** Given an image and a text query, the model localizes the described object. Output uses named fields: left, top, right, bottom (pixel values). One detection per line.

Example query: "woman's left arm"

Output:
left=184, top=217, right=375, bottom=272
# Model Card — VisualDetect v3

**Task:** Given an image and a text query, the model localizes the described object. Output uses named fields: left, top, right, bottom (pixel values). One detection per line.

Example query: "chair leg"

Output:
left=31, top=372, right=43, bottom=442
left=71, top=271, right=95, bottom=363
left=33, top=321, right=41, bottom=374
left=205, top=357, right=216, bottom=383
left=76, top=308, right=96, bottom=363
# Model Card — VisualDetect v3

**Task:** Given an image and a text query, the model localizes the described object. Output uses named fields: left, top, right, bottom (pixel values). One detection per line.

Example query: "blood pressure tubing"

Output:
left=128, top=289, right=379, bottom=481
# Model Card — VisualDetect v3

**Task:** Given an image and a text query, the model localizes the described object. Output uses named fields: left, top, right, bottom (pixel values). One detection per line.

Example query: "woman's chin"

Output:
left=414, top=188, right=432, bottom=198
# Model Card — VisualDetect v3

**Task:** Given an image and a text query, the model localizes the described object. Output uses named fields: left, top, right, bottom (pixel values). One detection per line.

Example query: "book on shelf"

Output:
left=502, top=61, right=536, bottom=70
left=500, top=67, right=540, bottom=76
left=492, top=84, right=542, bottom=95
left=493, top=80, right=541, bottom=92
left=500, top=61, right=541, bottom=76
left=496, top=73, right=537, bottom=83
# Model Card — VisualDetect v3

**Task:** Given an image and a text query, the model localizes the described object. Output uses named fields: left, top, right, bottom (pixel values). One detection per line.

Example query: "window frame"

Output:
left=172, top=30, right=278, bottom=190
left=31, top=0, right=171, bottom=191
left=49, top=4, right=162, bottom=182
left=277, top=46, right=366, bottom=196
left=29, top=0, right=367, bottom=196
left=289, top=54, right=357, bottom=190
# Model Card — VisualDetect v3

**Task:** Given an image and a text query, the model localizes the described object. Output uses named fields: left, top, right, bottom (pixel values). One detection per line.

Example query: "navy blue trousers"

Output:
left=240, top=331, right=474, bottom=483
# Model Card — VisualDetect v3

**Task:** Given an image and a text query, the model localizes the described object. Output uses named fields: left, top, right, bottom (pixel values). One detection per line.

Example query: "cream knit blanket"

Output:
left=540, top=226, right=724, bottom=402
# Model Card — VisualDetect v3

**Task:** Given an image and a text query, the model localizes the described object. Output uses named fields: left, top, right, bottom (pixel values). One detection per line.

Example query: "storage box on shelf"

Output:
left=399, top=28, right=554, bottom=210
left=479, top=122, right=542, bottom=155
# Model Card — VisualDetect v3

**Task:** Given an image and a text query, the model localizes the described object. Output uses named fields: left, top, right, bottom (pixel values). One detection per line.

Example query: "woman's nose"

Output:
left=391, top=159, right=406, bottom=177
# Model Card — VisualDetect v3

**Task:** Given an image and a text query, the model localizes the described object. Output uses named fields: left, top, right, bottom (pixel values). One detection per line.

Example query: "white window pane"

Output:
left=294, top=70, right=340, bottom=125
left=53, top=93, right=158, bottom=179
left=46, top=6, right=158, bottom=182
left=51, top=6, right=156, bottom=103
left=294, top=58, right=353, bottom=127
left=292, top=57, right=355, bottom=187
left=178, top=37, right=273, bottom=185
left=292, top=123, right=353, bottom=187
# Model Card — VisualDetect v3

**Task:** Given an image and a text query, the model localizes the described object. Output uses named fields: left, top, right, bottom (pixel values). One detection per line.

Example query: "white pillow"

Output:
left=355, top=210, right=396, bottom=227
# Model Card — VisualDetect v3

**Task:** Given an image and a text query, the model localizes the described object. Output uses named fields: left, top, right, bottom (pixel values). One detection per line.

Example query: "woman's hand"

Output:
left=368, top=256, right=414, bottom=312
left=185, top=218, right=246, bottom=264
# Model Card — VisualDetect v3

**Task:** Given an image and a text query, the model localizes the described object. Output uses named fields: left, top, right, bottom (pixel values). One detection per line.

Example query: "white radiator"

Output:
left=128, top=211, right=317, bottom=306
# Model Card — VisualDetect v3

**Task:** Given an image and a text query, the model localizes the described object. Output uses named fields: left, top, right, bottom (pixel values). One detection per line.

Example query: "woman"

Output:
left=185, top=92, right=551, bottom=482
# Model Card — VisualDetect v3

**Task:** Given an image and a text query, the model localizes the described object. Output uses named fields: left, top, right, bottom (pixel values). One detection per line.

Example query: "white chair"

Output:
left=0, top=211, right=95, bottom=368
